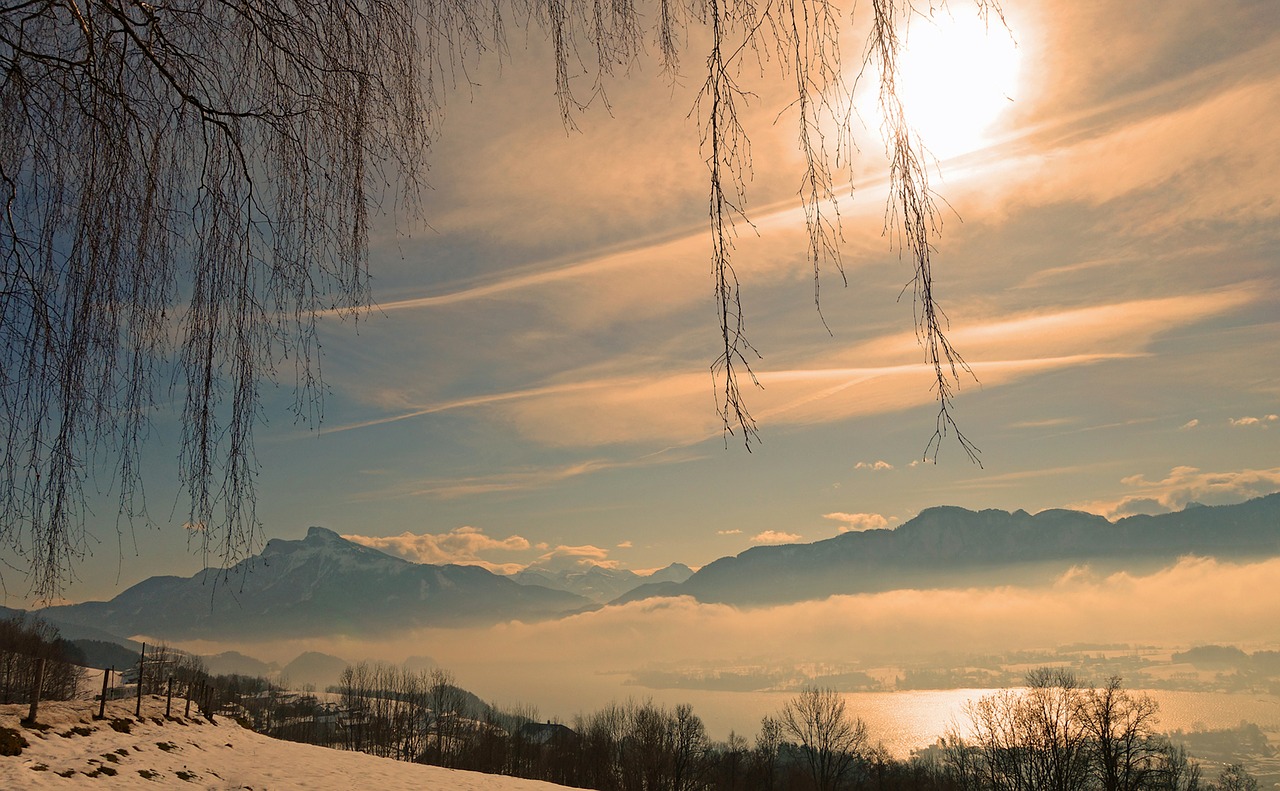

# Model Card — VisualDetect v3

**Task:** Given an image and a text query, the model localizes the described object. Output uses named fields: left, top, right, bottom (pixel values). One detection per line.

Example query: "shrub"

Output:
left=0, top=726, right=28, bottom=756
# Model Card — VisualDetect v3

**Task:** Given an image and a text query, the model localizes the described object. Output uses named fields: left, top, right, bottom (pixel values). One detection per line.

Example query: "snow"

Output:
left=1, top=697, right=575, bottom=790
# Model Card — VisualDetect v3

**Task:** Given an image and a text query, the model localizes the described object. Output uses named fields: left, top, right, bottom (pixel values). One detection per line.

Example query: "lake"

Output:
left=608, top=686, right=1280, bottom=757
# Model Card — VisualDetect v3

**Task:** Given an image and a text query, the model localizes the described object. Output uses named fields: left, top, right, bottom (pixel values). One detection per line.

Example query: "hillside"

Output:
left=0, top=697, right=572, bottom=790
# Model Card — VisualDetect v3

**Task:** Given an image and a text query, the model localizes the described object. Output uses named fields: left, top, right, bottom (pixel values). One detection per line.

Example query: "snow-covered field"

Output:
left=1, top=696, right=573, bottom=790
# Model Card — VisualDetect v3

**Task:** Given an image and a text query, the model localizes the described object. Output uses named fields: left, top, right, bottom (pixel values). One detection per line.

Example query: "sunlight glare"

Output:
left=896, top=8, right=1020, bottom=159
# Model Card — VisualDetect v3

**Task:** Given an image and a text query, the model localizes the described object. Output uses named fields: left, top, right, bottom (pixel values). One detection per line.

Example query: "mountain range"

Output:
left=27, top=493, right=1280, bottom=642
left=614, top=493, right=1280, bottom=606
left=39, top=527, right=591, bottom=640
left=511, top=562, right=693, bottom=604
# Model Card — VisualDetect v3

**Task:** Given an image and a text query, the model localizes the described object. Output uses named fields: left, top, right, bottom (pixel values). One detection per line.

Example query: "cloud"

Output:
left=1008, top=418, right=1075, bottom=429
left=957, top=60, right=1280, bottom=234
left=1080, top=465, right=1280, bottom=518
left=527, top=545, right=621, bottom=573
left=1179, top=419, right=1199, bottom=430
left=717, top=529, right=743, bottom=536
left=256, top=557, right=1280, bottom=734
left=1229, top=415, right=1278, bottom=427
left=752, top=531, right=802, bottom=544
left=823, top=512, right=892, bottom=533
left=343, top=527, right=531, bottom=573
left=854, top=461, right=894, bottom=471
left=616, top=541, right=633, bottom=549
left=477, top=289, right=1254, bottom=448
left=348, top=453, right=698, bottom=501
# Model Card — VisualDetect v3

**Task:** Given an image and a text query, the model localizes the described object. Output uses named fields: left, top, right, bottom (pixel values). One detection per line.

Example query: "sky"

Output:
left=8, top=0, right=1278, bottom=604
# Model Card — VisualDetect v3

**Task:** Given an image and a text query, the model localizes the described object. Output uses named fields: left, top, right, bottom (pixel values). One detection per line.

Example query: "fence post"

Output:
left=166, top=676, right=173, bottom=717
left=135, top=643, right=146, bottom=718
left=185, top=679, right=192, bottom=718
left=23, top=657, right=46, bottom=724
left=97, top=666, right=112, bottom=719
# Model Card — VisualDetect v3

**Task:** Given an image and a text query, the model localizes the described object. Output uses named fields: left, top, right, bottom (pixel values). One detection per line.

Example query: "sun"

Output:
left=895, top=8, right=1020, bottom=159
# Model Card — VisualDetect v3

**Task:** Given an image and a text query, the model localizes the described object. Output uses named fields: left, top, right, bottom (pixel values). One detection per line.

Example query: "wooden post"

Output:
left=135, top=643, right=146, bottom=718
left=23, top=657, right=46, bottom=724
left=166, top=676, right=173, bottom=717
left=97, top=667, right=112, bottom=719
left=185, top=680, right=192, bottom=718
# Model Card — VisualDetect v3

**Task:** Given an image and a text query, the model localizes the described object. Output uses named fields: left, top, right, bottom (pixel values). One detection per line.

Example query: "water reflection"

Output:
left=627, top=687, right=1280, bottom=757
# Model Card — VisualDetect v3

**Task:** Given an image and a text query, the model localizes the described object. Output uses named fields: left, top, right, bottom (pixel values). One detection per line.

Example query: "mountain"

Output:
left=281, top=651, right=349, bottom=689
left=203, top=650, right=279, bottom=678
left=511, top=562, right=694, bottom=604
left=614, top=493, right=1280, bottom=607
left=40, top=527, right=592, bottom=640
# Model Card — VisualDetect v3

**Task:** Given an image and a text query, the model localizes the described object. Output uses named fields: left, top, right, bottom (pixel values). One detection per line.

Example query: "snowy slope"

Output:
left=1, top=697, right=573, bottom=790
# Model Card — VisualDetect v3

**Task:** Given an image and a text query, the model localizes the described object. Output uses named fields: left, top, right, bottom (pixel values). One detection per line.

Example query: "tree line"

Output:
left=0, top=613, right=85, bottom=703
left=0, top=620, right=1262, bottom=791
left=225, top=661, right=1261, bottom=791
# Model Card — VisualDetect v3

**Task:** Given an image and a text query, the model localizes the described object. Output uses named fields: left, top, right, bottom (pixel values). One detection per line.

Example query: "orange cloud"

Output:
left=1076, top=466, right=1280, bottom=518
left=752, top=531, right=802, bottom=545
left=342, top=527, right=531, bottom=573
left=823, top=512, right=892, bottom=532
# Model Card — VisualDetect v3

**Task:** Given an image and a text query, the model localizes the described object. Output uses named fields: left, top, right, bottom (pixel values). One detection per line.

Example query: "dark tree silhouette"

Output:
left=1, top=0, right=994, bottom=596
left=777, top=687, right=869, bottom=791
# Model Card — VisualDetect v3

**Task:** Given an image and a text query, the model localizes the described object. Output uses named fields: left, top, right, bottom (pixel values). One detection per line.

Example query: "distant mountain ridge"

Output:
left=40, top=527, right=591, bottom=640
left=511, top=562, right=694, bottom=604
left=614, top=493, right=1280, bottom=607
left=28, top=494, right=1280, bottom=641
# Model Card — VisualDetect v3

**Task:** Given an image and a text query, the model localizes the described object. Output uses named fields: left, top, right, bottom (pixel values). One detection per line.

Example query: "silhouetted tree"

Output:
left=777, top=687, right=869, bottom=791
left=1211, top=765, right=1258, bottom=791
left=1080, top=677, right=1162, bottom=791
left=0, top=613, right=84, bottom=703
left=1151, top=740, right=1202, bottom=791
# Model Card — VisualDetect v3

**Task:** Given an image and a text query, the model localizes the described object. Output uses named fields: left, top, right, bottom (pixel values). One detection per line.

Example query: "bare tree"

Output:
left=1212, top=765, right=1259, bottom=791
left=1152, top=740, right=1202, bottom=791
left=777, top=687, right=869, bottom=791
left=2, top=0, right=995, bottom=596
left=1080, top=676, right=1163, bottom=791
left=1020, top=668, right=1090, bottom=791
left=961, top=670, right=1091, bottom=791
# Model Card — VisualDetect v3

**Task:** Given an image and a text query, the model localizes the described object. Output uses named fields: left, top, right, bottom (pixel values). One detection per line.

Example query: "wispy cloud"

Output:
left=952, top=53, right=1280, bottom=234
left=951, top=463, right=1123, bottom=492
left=1007, top=417, right=1076, bottom=429
left=350, top=453, right=697, bottom=502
